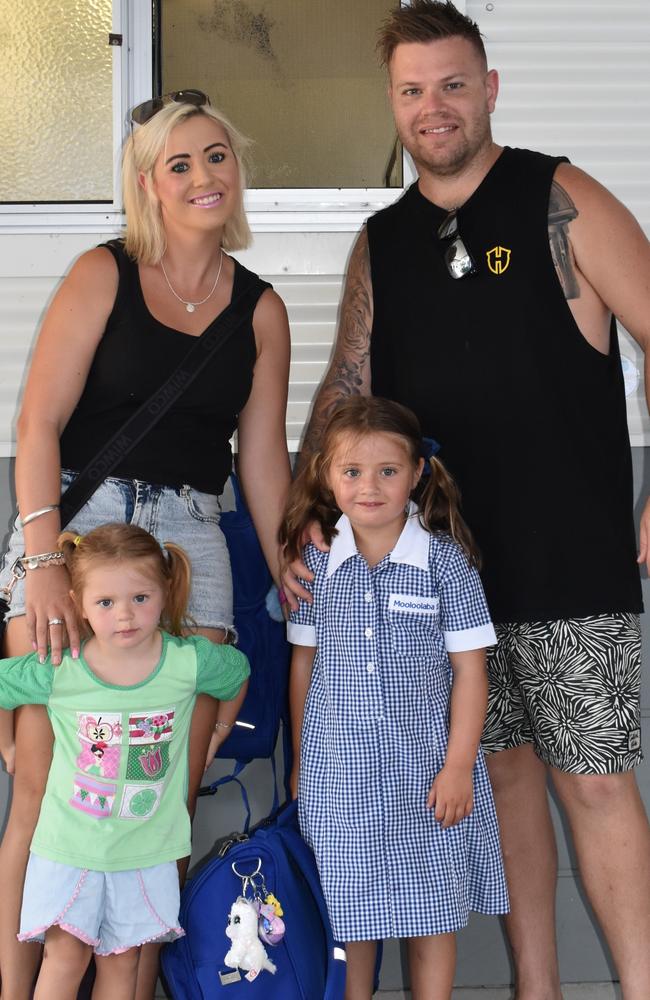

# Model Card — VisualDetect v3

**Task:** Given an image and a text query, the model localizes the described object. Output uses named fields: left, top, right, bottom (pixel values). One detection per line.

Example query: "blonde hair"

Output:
left=59, top=523, right=193, bottom=637
left=122, top=102, right=253, bottom=264
left=281, top=396, right=480, bottom=565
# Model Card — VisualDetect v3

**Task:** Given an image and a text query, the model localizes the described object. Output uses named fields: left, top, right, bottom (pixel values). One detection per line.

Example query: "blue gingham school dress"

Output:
left=287, top=508, right=509, bottom=941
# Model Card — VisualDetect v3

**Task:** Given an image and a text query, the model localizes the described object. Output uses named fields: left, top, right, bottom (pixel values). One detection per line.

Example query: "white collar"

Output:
left=327, top=501, right=430, bottom=577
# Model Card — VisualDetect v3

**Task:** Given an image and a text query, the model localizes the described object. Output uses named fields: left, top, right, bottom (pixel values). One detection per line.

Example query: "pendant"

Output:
left=186, top=302, right=195, bottom=313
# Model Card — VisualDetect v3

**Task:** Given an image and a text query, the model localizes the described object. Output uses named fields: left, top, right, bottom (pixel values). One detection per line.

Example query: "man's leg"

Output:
left=486, top=745, right=561, bottom=1000
left=550, top=768, right=650, bottom=999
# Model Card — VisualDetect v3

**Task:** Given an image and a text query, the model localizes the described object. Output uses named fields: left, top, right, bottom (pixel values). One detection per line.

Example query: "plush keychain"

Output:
left=224, top=896, right=277, bottom=980
left=255, top=892, right=285, bottom=946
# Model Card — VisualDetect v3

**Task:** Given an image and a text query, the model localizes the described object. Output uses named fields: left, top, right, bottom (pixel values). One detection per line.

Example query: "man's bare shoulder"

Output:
left=552, top=162, right=634, bottom=220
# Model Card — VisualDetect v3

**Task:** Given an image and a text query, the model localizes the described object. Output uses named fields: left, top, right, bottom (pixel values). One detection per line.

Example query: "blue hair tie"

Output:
left=420, top=436, right=441, bottom=475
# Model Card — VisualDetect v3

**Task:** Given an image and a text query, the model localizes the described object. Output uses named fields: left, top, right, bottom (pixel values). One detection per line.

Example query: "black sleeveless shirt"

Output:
left=60, top=241, right=270, bottom=495
left=368, top=146, right=642, bottom=623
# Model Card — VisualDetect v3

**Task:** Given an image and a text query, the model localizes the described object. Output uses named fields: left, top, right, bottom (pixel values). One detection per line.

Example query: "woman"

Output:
left=0, top=92, right=291, bottom=999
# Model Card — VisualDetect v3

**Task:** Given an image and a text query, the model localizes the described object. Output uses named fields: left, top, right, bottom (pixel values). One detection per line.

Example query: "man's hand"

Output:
left=427, top=763, right=474, bottom=828
left=637, top=495, right=650, bottom=575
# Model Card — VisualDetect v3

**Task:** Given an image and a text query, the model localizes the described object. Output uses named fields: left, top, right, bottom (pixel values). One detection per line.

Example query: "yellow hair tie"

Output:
left=73, top=535, right=83, bottom=547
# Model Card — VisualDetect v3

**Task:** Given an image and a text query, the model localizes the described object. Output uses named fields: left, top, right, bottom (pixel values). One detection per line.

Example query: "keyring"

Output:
left=231, top=859, right=262, bottom=880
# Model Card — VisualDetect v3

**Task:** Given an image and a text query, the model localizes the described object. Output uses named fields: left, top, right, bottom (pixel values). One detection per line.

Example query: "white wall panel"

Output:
left=470, top=0, right=650, bottom=445
left=0, top=1, right=649, bottom=455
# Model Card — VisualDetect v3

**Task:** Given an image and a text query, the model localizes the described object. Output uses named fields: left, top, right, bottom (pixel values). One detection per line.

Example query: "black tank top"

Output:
left=368, top=146, right=642, bottom=623
left=60, top=241, right=270, bottom=494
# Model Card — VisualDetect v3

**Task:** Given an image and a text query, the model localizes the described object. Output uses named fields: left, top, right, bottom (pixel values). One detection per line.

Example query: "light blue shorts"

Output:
left=0, top=470, right=234, bottom=631
left=18, top=853, right=184, bottom=955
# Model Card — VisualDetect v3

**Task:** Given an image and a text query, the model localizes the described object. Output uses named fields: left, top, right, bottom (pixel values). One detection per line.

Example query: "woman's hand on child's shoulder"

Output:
left=427, top=763, right=474, bottom=828
left=281, top=521, right=329, bottom=611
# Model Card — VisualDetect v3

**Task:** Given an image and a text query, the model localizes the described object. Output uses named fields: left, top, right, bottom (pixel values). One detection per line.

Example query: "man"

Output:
left=289, top=2, right=650, bottom=997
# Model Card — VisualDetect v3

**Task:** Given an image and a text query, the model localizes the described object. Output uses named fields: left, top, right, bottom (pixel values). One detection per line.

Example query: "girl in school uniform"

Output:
left=282, top=397, right=508, bottom=1000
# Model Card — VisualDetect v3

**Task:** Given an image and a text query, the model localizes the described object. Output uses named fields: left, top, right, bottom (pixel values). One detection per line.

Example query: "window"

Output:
left=0, top=0, right=114, bottom=204
left=159, top=0, right=401, bottom=190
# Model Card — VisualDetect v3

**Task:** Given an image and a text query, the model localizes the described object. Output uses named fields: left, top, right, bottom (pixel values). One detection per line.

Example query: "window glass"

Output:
left=0, top=0, right=113, bottom=203
left=160, top=0, right=401, bottom=189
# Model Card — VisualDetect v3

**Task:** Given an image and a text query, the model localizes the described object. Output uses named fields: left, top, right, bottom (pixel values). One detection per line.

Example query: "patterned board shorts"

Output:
left=482, top=612, right=643, bottom=775
left=0, top=470, right=235, bottom=631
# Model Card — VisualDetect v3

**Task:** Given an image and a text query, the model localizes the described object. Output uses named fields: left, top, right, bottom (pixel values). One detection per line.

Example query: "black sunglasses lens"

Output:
left=131, top=90, right=208, bottom=126
left=171, top=89, right=208, bottom=107
left=437, top=212, right=458, bottom=240
left=444, top=237, right=476, bottom=279
left=131, top=98, right=164, bottom=125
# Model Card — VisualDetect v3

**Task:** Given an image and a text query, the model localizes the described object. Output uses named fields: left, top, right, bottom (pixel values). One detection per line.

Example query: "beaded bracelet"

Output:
left=20, top=551, right=65, bottom=570
left=214, top=721, right=233, bottom=732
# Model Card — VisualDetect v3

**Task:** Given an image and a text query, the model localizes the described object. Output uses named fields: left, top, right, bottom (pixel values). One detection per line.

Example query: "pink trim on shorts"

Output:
left=18, top=868, right=98, bottom=946
left=18, top=921, right=100, bottom=949
left=93, top=869, right=185, bottom=957
left=95, top=926, right=185, bottom=957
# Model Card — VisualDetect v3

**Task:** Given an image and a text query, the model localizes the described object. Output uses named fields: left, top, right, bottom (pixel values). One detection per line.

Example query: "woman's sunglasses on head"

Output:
left=130, top=89, right=210, bottom=126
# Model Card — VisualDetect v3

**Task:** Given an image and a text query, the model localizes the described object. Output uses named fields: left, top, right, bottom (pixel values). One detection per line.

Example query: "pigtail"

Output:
left=280, top=452, right=340, bottom=562
left=417, top=456, right=481, bottom=567
left=58, top=530, right=81, bottom=570
left=161, top=541, right=193, bottom=636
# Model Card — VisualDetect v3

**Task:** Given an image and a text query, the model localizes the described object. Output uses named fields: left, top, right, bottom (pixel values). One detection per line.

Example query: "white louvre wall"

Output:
left=1, top=3, right=649, bottom=453
left=469, top=0, right=650, bottom=442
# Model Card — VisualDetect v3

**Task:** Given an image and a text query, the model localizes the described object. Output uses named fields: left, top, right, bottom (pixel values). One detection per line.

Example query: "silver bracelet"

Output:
left=20, top=551, right=65, bottom=570
left=214, top=721, right=233, bottom=732
left=20, top=504, right=60, bottom=527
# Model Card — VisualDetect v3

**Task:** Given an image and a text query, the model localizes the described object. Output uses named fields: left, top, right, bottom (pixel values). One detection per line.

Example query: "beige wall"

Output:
left=162, top=0, right=401, bottom=188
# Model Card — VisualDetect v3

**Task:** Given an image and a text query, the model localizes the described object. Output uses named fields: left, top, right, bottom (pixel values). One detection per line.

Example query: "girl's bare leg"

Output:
left=134, top=628, right=224, bottom=1000
left=33, top=926, right=92, bottom=1000
left=93, top=949, right=140, bottom=1000
left=345, top=940, right=378, bottom=1000
left=0, top=617, right=53, bottom=1000
left=406, top=933, right=456, bottom=1000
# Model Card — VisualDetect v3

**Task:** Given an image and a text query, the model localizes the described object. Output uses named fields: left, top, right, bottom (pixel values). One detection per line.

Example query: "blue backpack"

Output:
left=216, top=475, right=290, bottom=763
left=161, top=801, right=353, bottom=999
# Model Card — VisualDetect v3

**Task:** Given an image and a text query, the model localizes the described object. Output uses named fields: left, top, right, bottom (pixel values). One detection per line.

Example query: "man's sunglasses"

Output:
left=130, top=89, right=210, bottom=126
left=437, top=210, right=477, bottom=280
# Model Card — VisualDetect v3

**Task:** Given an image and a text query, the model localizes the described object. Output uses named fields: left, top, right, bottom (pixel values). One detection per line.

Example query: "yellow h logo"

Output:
left=486, top=246, right=511, bottom=275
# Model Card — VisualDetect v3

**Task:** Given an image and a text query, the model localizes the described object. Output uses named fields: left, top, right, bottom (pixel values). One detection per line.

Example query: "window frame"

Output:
left=0, top=0, right=413, bottom=235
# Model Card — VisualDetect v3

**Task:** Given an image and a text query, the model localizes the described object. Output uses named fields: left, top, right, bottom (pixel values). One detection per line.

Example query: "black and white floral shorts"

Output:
left=483, top=613, right=643, bottom=774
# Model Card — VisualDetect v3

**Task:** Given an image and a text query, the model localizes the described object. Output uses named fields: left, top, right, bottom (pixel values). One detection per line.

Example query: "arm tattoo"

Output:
left=298, top=228, right=373, bottom=466
left=548, top=179, right=580, bottom=300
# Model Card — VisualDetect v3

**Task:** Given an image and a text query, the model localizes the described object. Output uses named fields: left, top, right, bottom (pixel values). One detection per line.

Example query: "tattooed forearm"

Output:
left=298, top=228, right=373, bottom=467
left=548, top=180, right=580, bottom=300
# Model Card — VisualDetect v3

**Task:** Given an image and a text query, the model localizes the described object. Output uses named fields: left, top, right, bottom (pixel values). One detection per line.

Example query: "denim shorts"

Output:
left=18, top=853, right=184, bottom=955
left=0, top=471, right=234, bottom=630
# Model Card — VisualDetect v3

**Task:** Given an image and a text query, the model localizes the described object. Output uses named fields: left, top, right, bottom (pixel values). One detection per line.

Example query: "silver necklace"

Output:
left=160, top=249, right=224, bottom=313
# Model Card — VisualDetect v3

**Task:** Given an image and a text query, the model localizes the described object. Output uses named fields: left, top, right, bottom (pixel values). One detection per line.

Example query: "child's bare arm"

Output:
left=0, top=708, right=15, bottom=775
left=427, top=648, right=488, bottom=827
left=289, top=645, right=317, bottom=798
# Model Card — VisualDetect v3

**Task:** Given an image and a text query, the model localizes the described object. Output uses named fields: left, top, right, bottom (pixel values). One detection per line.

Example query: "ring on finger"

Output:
left=47, top=618, right=64, bottom=627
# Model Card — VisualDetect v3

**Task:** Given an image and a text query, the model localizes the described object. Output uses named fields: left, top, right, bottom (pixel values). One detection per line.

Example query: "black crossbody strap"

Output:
left=60, top=277, right=265, bottom=526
